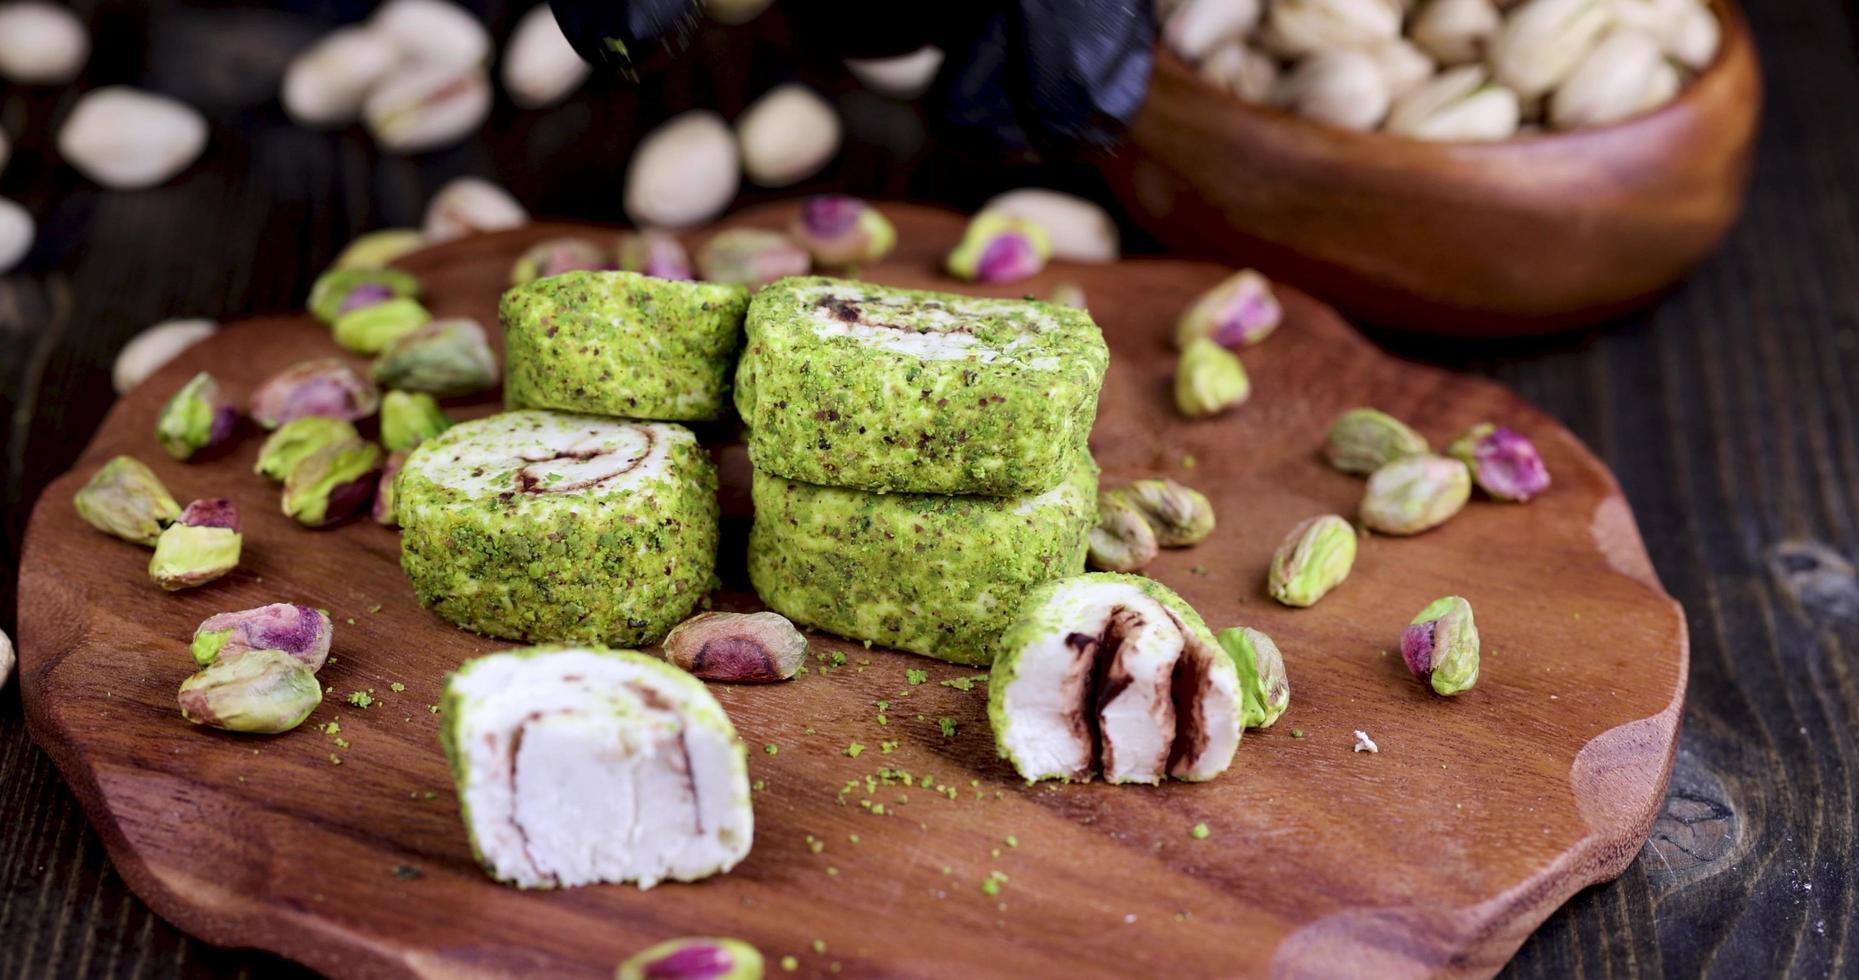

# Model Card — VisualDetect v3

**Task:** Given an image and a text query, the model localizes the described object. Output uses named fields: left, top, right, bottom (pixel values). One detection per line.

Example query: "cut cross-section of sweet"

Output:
left=989, top=573, right=1242, bottom=784
left=502, top=270, right=750, bottom=422
left=441, top=647, right=753, bottom=889
left=397, top=410, right=718, bottom=647
left=735, top=276, right=1108, bottom=496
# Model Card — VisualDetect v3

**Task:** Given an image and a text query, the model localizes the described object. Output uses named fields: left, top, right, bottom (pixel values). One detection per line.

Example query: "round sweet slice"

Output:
left=440, top=647, right=753, bottom=889
left=735, top=276, right=1108, bottom=496
left=988, top=573, right=1242, bottom=784
left=747, top=453, right=1096, bottom=665
left=397, top=410, right=718, bottom=646
left=502, top=270, right=751, bottom=422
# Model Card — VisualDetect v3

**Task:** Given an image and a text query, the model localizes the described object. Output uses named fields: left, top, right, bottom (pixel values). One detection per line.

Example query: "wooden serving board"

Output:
left=17, top=205, right=1687, bottom=979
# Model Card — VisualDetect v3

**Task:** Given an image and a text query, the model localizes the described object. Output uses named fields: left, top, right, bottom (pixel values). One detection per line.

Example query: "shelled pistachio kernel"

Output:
left=694, top=228, right=811, bottom=288
left=945, top=212, right=1050, bottom=284
left=307, top=266, right=420, bottom=324
left=251, top=358, right=381, bottom=429
left=333, top=296, right=431, bottom=354
left=155, top=371, right=238, bottom=461
left=663, top=611, right=808, bottom=682
left=1087, top=490, right=1160, bottom=573
left=380, top=390, right=450, bottom=452
left=255, top=416, right=360, bottom=482
left=616, top=937, right=764, bottom=980
left=371, top=317, right=498, bottom=397
left=509, top=236, right=612, bottom=286
left=1173, top=269, right=1282, bottom=350
left=1174, top=338, right=1250, bottom=417
left=73, top=455, right=181, bottom=547
left=178, top=648, right=323, bottom=734
left=1268, top=514, right=1356, bottom=607
left=1219, top=625, right=1289, bottom=729
left=331, top=228, right=424, bottom=270
left=1446, top=422, right=1551, bottom=502
left=149, top=497, right=241, bottom=591
left=1401, top=595, right=1480, bottom=695
left=616, top=229, right=693, bottom=280
left=283, top=438, right=383, bottom=527
left=192, top=603, right=334, bottom=670
left=1324, top=407, right=1428, bottom=475
left=790, top=194, right=897, bottom=267
left=1117, top=478, right=1215, bottom=547
left=1360, top=454, right=1471, bottom=535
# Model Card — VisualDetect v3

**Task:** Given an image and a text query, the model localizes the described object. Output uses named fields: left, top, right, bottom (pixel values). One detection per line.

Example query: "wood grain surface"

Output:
left=1105, top=1, right=1761, bottom=335
left=3, top=2, right=1857, bottom=979
left=17, top=206, right=1685, bottom=978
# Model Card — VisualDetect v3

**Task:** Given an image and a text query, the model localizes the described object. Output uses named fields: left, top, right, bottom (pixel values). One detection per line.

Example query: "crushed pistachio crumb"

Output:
left=826, top=866, right=839, bottom=877
left=848, top=834, right=860, bottom=844
left=753, top=779, right=766, bottom=792
left=906, top=669, right=929, bottom=685
left=1006, top=835, right=1018, bottom=848
left=347, top=691, right=374, bottom=708
left=812, top=940, right=827, bottom=954
left=846, top=743, right=865, bottom=758
left=427, top=704, right=440, bottom=714
left=389, top=682, right=405, bottom=693
left=320, top=721, right=341, bottom=735
left=1191, top=823, right=1210, bottom=840
left=871, top=803, right=886, bottom=815
left=1291, top=729, right=1306, bottom=738
left=880, top=741, right=899, bottom=754
left=333, top=737, right=350, bottom=749
left=366, top=603, right=383, bottom=614
left=1182, top=454, right=1197, bottom=468
left=328, top=753, right=342, bottom=765
left=765, top=743, right=780, bottom=755
left=940, top=674, right=988, bottom=691
left=807, top=835, right=825, bottom=854
left=830, top=651, right=848, bottom=666
left=938, top=718, right=958, bottom=738
left=781, top=956, right=798, bottom=972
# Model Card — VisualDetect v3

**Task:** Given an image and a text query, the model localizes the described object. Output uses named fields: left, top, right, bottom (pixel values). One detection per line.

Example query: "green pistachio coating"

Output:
left=334, top=296, right=432, bottom=354
left=1324, top=408, right=1429, bottom=475
left=398, top=410, right=718, bottom=646
left=502, top=271, right=751, bottom=422
left=381, top=390, right=451, bottom=452
left=1267, top=514, right=1356, bottom=607
left=255, top=417, right=361, bottom=482
left=736, top=276, right=1108, bottom=496
left=73, top=455, right=181, bottom=546
left=747, top=454, right=1097, bottom=665
left=1218, top=626, right=1290, bottom=728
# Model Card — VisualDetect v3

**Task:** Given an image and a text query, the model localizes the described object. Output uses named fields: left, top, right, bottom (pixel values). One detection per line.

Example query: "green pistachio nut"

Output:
left=156, top=371, right=238, bottom=461
left=381, top=390, right=451, bottom=452
left=177, top=648, right=323, bottom=733
left=1117, top=478, right=1216, bottom=547
left=1218, top=626, right=1290, bottom=729
left=791, top=195, right=898, bottom=267
left=694, top=228, right=812, bottom=288
left=371, top=317, right=499, bottom=397
left=1401, top=595, right=1479, bottom=696
left=150, top=497, right=241, bottom=591
left=191, top=603, right=333, bottom=670
left=333, top=296, right=431, bottom=354
left=1361, top=454, right=1471, bottom=535
left=1087, top=490, right=1160, bottom=572
left=945, top=213, right=1050, bottom=283
left=283, top=438, right=383, bottom=527
left=1324, top=408, right=1429, bottom=475
left=1174, top=338, right=1250, bottom=417
left=73, top=455, right=181, bottom=546
left=1268, top=514, right=1357, bottom=607
left=331, top=228, right=424, bottom=270
left=254, top=416, right=361, bottom=482
left=308, top=267, right=422, bottom=324
left=1172, top=269, right=1282, bottom=350
left=616, top=937, right=765, bottom=980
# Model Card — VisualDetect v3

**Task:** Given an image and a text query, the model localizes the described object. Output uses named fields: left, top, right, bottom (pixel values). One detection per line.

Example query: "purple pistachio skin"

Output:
left=192, top=603, right=334, bottom=671
left=339, top=282, right=396, bottom=314
left=372, top=450, right=406, bottom=526
left=178, top=497, right=241, bottom=531
left=1401, top=620, right=1437, bottom=679
left=617, top=230, right=694, bottom=280
left=640, top=945, right=730, bottom=978
left=976, top=233, right=1043, bottom=282
left=250, top=358, right=381, bottom=429
left=801, top=195, right=861, bottom=237
left=1213, top=289, right=1278, bottom=347
left=1467, top=427, right=1551, bottom=502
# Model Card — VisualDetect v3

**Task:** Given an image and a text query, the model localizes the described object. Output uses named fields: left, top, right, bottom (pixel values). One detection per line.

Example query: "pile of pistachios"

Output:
left=1161, top=0, right=1723, bottom=139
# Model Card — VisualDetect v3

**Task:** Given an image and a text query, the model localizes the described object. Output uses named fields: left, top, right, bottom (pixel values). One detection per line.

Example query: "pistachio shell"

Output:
left=423, top=177, right=527, bottom=243
left=0, top=196, right=33, bottom=275
left=624, top=111, right=739, bottom=229
left=0, top=1, right=89, bottom=84
left=501, top=3, right=589, bottom=108
left=282, top=27, right=398, bottom=127
left=58, top=87, right=207, bottom=189
left=844, top=46, right=944, bottom=98
left=737, top=84, right=840, bottom=188
left=978, top=188, right=1119, bottom=263
left=369, top=0, right=490, bottom=69
left=113, top=319, right=218, bottom=395
left=363, top=63, right=492, bottom=153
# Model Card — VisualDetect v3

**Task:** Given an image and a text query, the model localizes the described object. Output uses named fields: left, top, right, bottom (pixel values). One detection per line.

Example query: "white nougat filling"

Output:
left=449, top=649, right=752, bottom=889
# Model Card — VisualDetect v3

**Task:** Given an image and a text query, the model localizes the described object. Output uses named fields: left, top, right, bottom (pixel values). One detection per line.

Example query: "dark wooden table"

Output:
left=2, top=2, right=1854, bottom=978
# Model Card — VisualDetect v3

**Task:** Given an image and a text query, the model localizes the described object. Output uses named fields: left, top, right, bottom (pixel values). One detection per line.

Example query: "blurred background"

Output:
left=3, top=0, right=1858, bottom=976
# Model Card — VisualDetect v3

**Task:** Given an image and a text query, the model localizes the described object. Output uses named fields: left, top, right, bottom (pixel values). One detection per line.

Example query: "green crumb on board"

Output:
left=320, top=721, right=341, bottom=735
left=367, top=604, right=382, bottom=614
left=1182, top=455, right=1197, bottom=468
left=846, top=743, right=865, bottom=758
left=389, top=682, right=405, bottom=693
left=906, top=669, right=929, bottom=685
left=753, top=780, right=766, bottom=792
left=982, top=870, right=1008, bottom=896
left=348, top=691, right=373, bottom=708
left=1006, top=835, right=1018, bottom=848
left=764, top=743, right=779, bottom=755
left=812, top=940, right=827, bottom=955
left=781, top=956, right=798, bottom=972
left=938, top=718, right=958, bottom=738
left=880, top=741, right=899, bottom=754
left=1191, top=823, right=1211, bottom=840
left=328, top=754, right=342, bottom=765
left=333, top=737, right=349, bottom=749
left=1292, top=729, right=1306, bottom=738
left=826, top=866, right=839, bottom=877
left=428, top=704, right=440, bottom=714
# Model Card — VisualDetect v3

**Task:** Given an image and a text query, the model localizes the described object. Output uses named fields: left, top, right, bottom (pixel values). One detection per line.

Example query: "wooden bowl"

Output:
left=1102, top=0, right=1762, bottom=336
